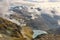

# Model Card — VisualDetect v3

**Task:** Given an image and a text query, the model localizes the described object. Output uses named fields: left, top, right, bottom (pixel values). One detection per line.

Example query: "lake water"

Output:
left=33, top=30, right=48, bottom=38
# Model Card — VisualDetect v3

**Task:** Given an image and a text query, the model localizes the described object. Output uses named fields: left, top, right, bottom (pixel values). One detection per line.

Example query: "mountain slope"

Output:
left=0, top=17, right=34, bottom=40
left=0, top=17, right=24, bottom=40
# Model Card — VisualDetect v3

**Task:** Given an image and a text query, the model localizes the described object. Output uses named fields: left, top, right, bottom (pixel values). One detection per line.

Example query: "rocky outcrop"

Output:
left=34, top=34, right=60, bottom=40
